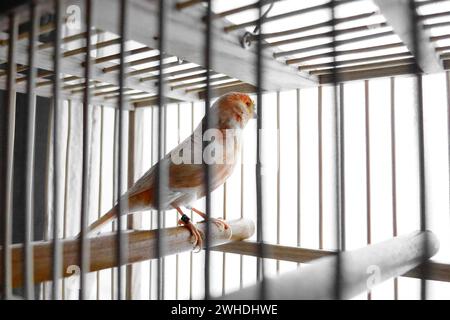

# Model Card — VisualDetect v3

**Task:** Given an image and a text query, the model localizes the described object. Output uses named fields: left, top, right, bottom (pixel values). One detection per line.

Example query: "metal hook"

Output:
left=239, top=1, right=275, bottom=49
left=253, top=2, right=274, bottom=34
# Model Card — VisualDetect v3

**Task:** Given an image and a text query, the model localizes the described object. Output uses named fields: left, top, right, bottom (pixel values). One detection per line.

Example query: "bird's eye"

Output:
left=246, top=101, right=251, bottom=107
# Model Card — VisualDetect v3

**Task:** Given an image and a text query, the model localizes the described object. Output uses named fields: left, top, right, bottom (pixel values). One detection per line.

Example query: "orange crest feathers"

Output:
left=215, top=92, right=255, bottom=129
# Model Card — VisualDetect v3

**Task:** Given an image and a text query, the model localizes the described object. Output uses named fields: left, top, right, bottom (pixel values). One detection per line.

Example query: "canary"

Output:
left=86, top=92, right=256, bottom=249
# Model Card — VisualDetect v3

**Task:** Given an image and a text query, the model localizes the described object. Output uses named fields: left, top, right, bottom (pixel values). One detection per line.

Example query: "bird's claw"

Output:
left=192, top=228, right=204, bottom=253
left=179, top=219, right=204, bottom=252
left=178, top=216, right=229, bottom=252
left=209, top=217, right=230, bottom=232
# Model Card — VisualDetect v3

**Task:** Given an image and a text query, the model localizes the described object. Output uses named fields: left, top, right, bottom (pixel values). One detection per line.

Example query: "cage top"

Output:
left=0, top=0, right=449, bottom=107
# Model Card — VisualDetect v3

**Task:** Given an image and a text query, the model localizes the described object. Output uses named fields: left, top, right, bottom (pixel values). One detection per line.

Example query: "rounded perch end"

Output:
left=229, top=218, right=255, bottom=241
left=425, top=230, right=440, bottom=258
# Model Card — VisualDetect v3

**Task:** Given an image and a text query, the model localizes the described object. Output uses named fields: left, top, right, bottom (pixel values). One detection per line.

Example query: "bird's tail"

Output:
left=75, top=189, right=154, bottom=238
left=76, top=205, right=118, bottom=238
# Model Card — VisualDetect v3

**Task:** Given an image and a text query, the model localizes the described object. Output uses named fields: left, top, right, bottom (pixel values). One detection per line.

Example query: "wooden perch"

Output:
left=222, top=230, right=439, bottom=300
left=0, top=218, right=254, bottom=289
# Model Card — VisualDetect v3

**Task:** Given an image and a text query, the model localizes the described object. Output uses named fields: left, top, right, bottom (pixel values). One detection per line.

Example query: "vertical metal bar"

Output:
left=52, top=0, right=63, bottom=301
left=276, top=92, right=281, bottom=273
left=149, top=106, right=154, bottom=300
left=447, top=72, right=450, bottom=277
left=1, top=12, right=18, bottom=301
left=112, top=109, right=119, bottom=300
left=189, top=102, right=194, bottom=300
left=79, top=0, right=93, bottom=300
left=339, top=83, right=346, bottom=253
left=221, top=182, right=227, bottom=296
left=364, top=80, right=372, bottom=300
left=126, top=110, right=135, bottom=300
left=203, top=0, right=213, bottom=301
left=155, top=0, right=167, bottom=301
left=390, top=77, right=399, bottom=300
left=417, top=73, right=428, bottom=300
left=61, top=101, right=71, bottom=300
left=297, top=88, right=301, bottom=266
left=239, top=141, right=244, bottom=288
left=96, top=106, right=104, bottom=300
left=318, top=86, right=323, bottom=250
left=175, top=104, right=180, bottom=300
left=161, top=95, right=167, bottom=300
left=256, top=0, right=266, bottom=298
left=330, top=0, right=344, bottom=300
left=24, top=1, right=39, bottom=300
left=408, top=0, right=428, bottom=300
left=117, top=0, right=128, bottom=300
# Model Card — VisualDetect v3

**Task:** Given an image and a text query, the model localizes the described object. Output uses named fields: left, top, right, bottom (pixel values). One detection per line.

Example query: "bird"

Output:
left=85, top=92, right=256, bottom=250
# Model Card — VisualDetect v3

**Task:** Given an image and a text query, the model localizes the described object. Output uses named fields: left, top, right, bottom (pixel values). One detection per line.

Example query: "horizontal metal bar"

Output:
left=431, top=34, right=450, bottom=42
left=127, top=60, right=187, bottom=77
left=94, top=87, right=131, bottom=97
left=440, top=52, right=450, bottom=60
left=36, top=75, right=79, bottom=88
left=103, top=54, right=165, bottom=73
left=104, top=91, right=150, bottom=100
left=288, top=42, right=405, bottom=65
left=210, top=0, right=285, bottom=21
left=171, top=75, right=230, bottom=90
left=176, top=0, right=204, bottom=10
left=92, top=46, right=154, bottom=65
left=420, top=10, right=450, bottom=21
left=221, top=231, right=440, bottom=299
left=319, top=63, right=415, bottom=83
left=63, top=38, right=121, bottom=58
left=265, top=22, right=388, bottom=48
left=132, top=96, right=181, bottom=107
left=185, top=79, right=242, bottom=93
left=416, top=0, right=450, bottom=7
left=436, top=45, right=450, bottom=53
left=140, top=66, right=205, bottom=82
left=312, top=58, right=415, bottom=75
left=37, top=29, right=103, bottom=50
left=257, top=11, right=380, bottom=40
left=299, top=52, right=412, bottom=71
left=71, top=83, right=116, bottom=94
left=275, top=30, right=394, bottom=59
left=0, top=64, right=26, bottom=78
left=0, top=22, right=54, bottom=46
left=165, top=71, right=208, bottom=84
left=63, top=80, right=98, bottom=91
left=224, top=0, right=355, bottom=33
left=16, top=69, right=53, bottom=83
left=424, top=21, right=450, bottom=29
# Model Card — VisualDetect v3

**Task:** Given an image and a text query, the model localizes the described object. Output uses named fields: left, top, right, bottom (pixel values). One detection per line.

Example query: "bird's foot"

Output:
left=204, top=217, right=230, bottom=232
left=178, top=218, right=204, bottom=252
left=190, top=207, right=230, bottom=232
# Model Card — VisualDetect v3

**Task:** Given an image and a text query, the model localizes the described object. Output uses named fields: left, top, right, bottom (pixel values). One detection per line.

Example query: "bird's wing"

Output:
left=124, top=162, right=157, bottom=199
left=169, top=163, right=205, bottom=189
left=124, top=123, right=203, bottom=199
left=125, top=110, right=241, bottom=202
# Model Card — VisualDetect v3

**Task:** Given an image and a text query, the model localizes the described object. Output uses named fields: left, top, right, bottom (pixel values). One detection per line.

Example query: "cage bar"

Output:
left=1, top=11, right=19, bottom=300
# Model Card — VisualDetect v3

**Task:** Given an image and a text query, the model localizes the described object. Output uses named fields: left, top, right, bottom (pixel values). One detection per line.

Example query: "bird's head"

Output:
left=215, top=92, right=256, bottom=129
